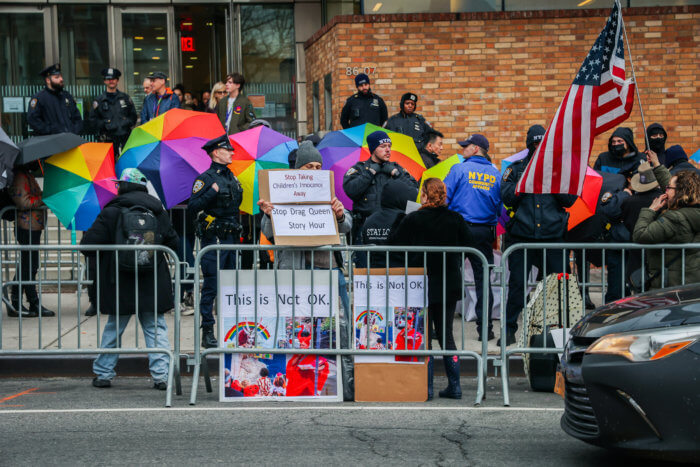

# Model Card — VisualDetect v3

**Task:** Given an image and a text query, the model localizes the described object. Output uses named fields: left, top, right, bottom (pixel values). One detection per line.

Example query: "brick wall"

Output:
left=304, top=7, right=700, bottom=167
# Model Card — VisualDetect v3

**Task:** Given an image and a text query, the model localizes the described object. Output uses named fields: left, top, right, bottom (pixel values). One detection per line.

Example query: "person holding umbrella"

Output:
left=27, top=64, right=83, bottom=136
left=188, top=135, right=243, bottom=349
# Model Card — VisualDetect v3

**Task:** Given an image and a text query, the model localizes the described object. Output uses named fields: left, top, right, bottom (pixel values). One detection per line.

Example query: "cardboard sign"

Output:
left=270, top=205, right=337, bottom=237
left=266, top=170, right=332, bottom=204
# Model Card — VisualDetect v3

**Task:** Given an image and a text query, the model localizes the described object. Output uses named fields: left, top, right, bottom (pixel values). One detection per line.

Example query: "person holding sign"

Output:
left=188, top=135, right=243, bottom=349
left=343, top=130, right=418, bottom=266
left=389, top=178, right=473, bottom=400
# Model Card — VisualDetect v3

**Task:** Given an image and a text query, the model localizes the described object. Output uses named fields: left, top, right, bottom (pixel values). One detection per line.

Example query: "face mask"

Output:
left=611, top=144, right=626, bottom=157
left=649, top=138, right=666, bottom=153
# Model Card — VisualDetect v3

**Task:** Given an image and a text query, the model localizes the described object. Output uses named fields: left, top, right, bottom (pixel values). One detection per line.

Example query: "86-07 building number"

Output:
left=346, top=66, right=376, bottom=75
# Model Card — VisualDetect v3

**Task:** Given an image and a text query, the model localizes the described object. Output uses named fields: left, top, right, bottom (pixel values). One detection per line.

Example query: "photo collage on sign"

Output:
left=354, top=307, right=425, bottom=363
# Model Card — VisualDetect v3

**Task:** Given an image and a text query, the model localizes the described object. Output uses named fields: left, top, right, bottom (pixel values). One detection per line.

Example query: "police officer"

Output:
left=140, top=71, right=180, bottom=124
left=340, top=74, right=388, bottom=129
left=444, top=134, right=502, bottom=341
left=500, top=125, right=577, bottom=346
left=27, top=64, right=83, bottom=136
left=89, top=68, right=137, bottom=156
left=188, top=135, right=243, bottom=348
left=384, top=92, right=431, bottom=149
left=343, top=130, right=418, bottom=266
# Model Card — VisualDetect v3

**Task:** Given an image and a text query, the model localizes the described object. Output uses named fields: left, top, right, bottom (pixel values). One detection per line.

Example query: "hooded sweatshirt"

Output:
left=593, top=127, right=645, bottom=175
left=646, top=122, right=668, bottom=166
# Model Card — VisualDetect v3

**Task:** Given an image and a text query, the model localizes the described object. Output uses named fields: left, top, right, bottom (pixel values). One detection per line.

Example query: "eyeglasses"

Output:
left=666, top=186, right=677, bottom=191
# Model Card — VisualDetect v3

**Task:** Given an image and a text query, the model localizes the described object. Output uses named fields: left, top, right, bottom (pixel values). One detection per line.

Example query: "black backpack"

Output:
left=115, top=205, right=162, bottom=272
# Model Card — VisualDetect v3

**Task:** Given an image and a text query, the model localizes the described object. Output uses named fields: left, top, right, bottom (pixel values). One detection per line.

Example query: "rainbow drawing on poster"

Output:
left=355, top=310, right=384, bottom=324
left=224, top=321, right=271, bottom=342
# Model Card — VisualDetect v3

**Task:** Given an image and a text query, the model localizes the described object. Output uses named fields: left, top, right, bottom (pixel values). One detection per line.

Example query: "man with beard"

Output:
left=27, top=64, right=83, bottom=136
left=340, top=74, right=388, bottom=129
left=593, top=126, right=645, bottom=175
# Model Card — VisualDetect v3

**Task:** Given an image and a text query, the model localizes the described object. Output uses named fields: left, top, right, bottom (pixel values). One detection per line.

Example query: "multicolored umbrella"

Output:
left=115, top=109, right=224, bottom=208
left=566, top=167, right=603, bottom=230
left=317, top=123, right=426, bottom=209
left=42, top=143, right=117, bottom=231
left=227, top=125, right=297, bottom=215
left=416, top=154, right=464, bottom=201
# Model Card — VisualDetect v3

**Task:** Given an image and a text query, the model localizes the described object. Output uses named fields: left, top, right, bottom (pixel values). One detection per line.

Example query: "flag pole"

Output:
left=617, top=0, right=650, bottom=150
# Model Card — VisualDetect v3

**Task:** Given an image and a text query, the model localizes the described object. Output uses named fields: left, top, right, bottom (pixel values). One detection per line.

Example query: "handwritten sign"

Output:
left=267, top=170, right=332, bottom=204
left=270, top=205, right=337, bottom=237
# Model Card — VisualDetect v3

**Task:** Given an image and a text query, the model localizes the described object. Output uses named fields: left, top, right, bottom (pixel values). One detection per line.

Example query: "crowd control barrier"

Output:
left=0, top=244, right=182, bottom=407
left=188, top=244, right=491, bottom=406
left=496, top=242, right=700, bottom=406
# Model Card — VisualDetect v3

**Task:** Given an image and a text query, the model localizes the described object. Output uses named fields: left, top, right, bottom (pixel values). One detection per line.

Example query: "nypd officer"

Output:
left=384, top=93, right=431, bottom=149
left=89, top=67, right=137, bottom=155
left=500, top=125, right=577, bottom=347
left=188, top=135, right=243, bottom=348
left=444, top=134, right=502, bottom=341
left=340, top=74, right=388, bottom=129
left=27, top=64, right=83, bottom=136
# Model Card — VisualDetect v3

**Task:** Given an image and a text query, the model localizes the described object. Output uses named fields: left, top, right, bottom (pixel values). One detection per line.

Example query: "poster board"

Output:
left=353, top=268, right=428, bottom=402
left=218, top=269, right=341, bottom=402
left=258, top=169, right=340, bottom=246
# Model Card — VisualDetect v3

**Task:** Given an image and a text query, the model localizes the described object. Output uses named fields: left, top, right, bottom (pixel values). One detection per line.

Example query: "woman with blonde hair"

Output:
left=389, top=177, right=473, bottom=400
left=206, top=81, right=225, bottom=113
left=633, top=149, right=700, bottom=288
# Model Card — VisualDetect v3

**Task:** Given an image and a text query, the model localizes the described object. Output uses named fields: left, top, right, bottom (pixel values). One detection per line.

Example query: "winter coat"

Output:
left=384, top=111, right=430, bottom=148
left=632, top=165, right=700, bottom=288
left=10, top=169, right=46, bottom=231
left=340, top=91, right=388, bottom=129
left=343, top=159, right=418, bottom=218
left=216, top=94, right=255, bottom=135
left=419, top=148, right=440, bottom=169
left=80, top=184, right=179, bottom=315
left=593, top=127, right=645, bottom=174
left=388, top=206, right=473, bottom=304
left=260, top=208, right=352, bottom=270
left=140, top=91, right=180, bottom=124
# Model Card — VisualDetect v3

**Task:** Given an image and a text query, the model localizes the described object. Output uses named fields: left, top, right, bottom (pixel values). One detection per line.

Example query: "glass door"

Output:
left=0, top=8, right=49, bottom=141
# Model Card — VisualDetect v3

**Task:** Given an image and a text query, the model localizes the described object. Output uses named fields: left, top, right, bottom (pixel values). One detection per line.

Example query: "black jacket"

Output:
left=80, top=184, right=179, bottom=315
left=188, top=162, right=243, bottom=223
left=27, top=86, right=83, bottom=136
left=669, top=160, right=700, bottom=176
left=501, top=152, right=577, bottom=240
left=567, top=172, right=629, bottom=242
left=593, top=127, right=645, bottom=174
left=361, top=179, right=418, bottom=267
left=340, top=91, right=388, bottom=129
left=385, top=112, right=430, bottom=148
left=389, top=206, right=473, bottom=304
left=89, top=90, right=137, bottom=141
left=419, top=148, right=440, bottom=169
left=343, top=159, right=418, bottom=218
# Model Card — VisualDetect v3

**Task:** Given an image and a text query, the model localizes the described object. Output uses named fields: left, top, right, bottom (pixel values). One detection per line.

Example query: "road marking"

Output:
left=0, top=406, right=565, bottom=414
left=0, top=388, right=38, bottom=403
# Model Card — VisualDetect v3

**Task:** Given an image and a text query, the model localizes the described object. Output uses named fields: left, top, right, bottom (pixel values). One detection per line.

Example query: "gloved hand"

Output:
left=369, top=162, right=382, bottom=175
left=381, top=162, right=399, bottom=178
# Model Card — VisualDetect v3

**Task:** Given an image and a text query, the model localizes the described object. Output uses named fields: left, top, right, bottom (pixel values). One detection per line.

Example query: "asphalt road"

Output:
left=0, top=377, right=662, bottom=466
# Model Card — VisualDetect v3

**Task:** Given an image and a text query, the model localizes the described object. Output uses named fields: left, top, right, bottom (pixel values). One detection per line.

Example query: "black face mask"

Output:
left=649, top=138, right=666, bottom=153
left=611, top=144, right=626, bottom=157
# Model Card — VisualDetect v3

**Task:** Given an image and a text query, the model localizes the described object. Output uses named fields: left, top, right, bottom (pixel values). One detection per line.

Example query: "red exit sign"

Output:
left=181, top=37, right=195, bottom=52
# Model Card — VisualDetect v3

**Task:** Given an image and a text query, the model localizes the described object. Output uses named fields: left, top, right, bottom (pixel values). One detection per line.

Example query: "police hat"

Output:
left=101, top=67, right=122, bottom=80
left=202, top=135, right=234, bottom=154
left=39, top=64, right=61, bottom=78
left=148, top=71, right=168, bottom=80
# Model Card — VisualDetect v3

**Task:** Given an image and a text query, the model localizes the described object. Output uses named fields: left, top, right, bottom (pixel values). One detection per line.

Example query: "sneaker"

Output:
left=497, top=332, right=517, bottom=347
left=92, top=377, right=111, bottom=388
left=180, top=305, right=195, bottom=316
left=183, top=291, right=194, bottom=308
left=153, top=381, right=167, bottom=390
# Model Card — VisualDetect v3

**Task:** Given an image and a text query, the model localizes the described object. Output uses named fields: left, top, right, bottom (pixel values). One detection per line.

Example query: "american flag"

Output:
left=517, top=1, right=635, bottom=195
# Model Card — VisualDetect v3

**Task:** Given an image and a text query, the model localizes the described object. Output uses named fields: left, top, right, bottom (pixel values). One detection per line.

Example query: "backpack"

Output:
left=115, top=205, right=162, bottom=272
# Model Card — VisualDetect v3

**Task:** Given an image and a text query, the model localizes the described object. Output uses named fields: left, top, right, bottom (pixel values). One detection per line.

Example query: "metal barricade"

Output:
left=496, top=242, right=700, bottom=406
left=0, top=244, right=181, bottom=407
left=188, top=244, right=491, bottom=406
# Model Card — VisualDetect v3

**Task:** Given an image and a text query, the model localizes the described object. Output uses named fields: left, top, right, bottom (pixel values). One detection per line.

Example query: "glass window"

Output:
left=325, top=0, right=360, bottom=23
left=324, top=74, right=332, bottom=131
left=240, top=4, right=296, bottom=137
left=363, top=0, right=500, bottom=13
left=313, top=81, right=320, bottom=133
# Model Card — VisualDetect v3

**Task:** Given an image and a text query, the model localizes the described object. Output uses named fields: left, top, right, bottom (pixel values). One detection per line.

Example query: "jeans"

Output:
left=93, top=312, right=170, bottom=382
left=11, top=228, right=42, bottom=304
left=465, top=224, right=495, bottom=334
left=200, top=234, right=238, bottom=328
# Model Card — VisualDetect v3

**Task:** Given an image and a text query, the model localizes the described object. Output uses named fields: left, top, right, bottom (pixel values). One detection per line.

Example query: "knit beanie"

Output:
left=294, top=140, right=323, bottom=169
left=526, top=125, right=546, bottom=149
left=355, top=73, right=370, bottom=87
left=366, top=130, right=392, bottom=154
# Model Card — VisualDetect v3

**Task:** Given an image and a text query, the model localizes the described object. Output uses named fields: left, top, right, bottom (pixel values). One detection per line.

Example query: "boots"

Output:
left=427, top=357, right=434, bottom=401
left=7, top=295, right=37, bottom=318
left=29, top=302, right=55, bottom=317
left=438, top=355, right=462, bottom=399
left=202, top=325, right=218, bottom=348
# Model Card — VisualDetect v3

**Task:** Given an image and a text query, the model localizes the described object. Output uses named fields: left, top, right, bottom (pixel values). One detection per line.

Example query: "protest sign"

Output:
left=258, top=169, right=340, bottom=246
left=219, top=270, right=341, bottom=402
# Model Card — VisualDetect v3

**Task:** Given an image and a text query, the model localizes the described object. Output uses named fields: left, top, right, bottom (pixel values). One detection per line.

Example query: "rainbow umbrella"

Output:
left=227, top=125, right=297, bottom=215
left=416, top=154, right=464, bottom=201
left=115, top=109, right=225, bottom=208
left=566, top=167, right=603, bottom=230
left=42, top=143, right=117, bottom=231
left=317, top=123, right=426, bottom=210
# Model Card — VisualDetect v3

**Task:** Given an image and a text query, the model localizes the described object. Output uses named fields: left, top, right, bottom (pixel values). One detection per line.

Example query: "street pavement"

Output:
left=0, top=376, right=661, bottom=466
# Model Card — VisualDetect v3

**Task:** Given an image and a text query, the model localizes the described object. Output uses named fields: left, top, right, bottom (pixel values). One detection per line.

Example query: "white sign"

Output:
left=3, top=97, right=24, bottom=113
left=271, top=205, right=336, bottom=237
left=267, top=170, right=332, bottom=204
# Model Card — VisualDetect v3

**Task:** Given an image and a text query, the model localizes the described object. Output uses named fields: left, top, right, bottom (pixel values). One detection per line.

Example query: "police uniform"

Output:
left=444, top=152, right=502, bottom=339
left=89, top=68, right=137, bottom=155
left=384, top=93, right=431, bottom=149
left=340, top=92, right=388, bottom=129
left=188, top=135, right=243, bottom=348
left=27, top=64, right=83, bottom=136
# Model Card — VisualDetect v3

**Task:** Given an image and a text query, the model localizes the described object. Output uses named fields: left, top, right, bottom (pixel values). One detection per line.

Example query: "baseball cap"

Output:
left=458, top=134, right=489, bottom=152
